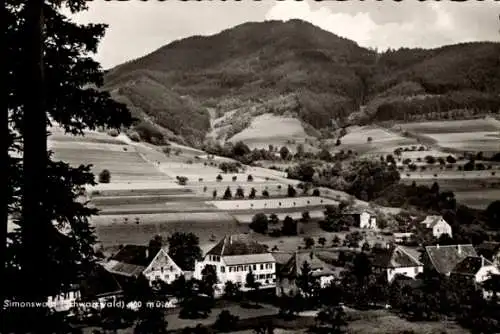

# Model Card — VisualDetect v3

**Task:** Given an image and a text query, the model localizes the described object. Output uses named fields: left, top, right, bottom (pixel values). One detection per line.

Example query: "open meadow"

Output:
left=334, top=125, right=417, bottom=156
left=228, top=114, right=316, bottom=153
left=393, top=118, right=500, bottom=156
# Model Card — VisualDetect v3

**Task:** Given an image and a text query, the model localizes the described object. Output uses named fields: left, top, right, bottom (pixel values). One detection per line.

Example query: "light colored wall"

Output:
left=47, top=290, right=81, bottom=312
left=143, top=250, right=184, bottom=285
left=386, top=266, right=423, bottom=282
left=475, top=265, right=500, bottom=283
left=194, top=256, right=277, bottom=294
left=432, top=220, right=452, bottom=238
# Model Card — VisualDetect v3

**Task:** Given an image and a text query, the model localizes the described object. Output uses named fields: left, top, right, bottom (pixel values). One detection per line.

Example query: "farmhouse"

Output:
left=193, top=234, right=276, bottom=294
left=343, top=209, right=377, bottom=229
left=103, top=245, right=183, bottom=286
left=450, top=255, right=500, bottom=284
left=275, top=251, right=341, bottom=297
left=476, top=242, right=500, bottom=267
left=422, top=244, right=478, bottom=276
left=370, top=245, right=424, bottom=282
left=419, top=215, right=452, bottom=238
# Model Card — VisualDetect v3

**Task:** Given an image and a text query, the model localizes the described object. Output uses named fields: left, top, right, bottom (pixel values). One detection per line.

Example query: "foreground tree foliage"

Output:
left=5, top=0, right=132, bottom=331
left=167, top=232, right=203, bottom=271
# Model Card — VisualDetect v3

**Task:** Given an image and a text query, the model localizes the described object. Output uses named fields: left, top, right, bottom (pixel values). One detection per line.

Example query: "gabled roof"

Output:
left=420, top=215, right=447, bottom=228
left=424, top=244, right=478, bottom=275
left=206, top=234, right=268, bottom=257
left=476, top=242, right=500, bottom=261
left=223, top=253, right=276, bottom=266
left=102, top=260, right=146, bottom=277
left=371, top=246, right=423, bottom=268
left=111, top=245, right=151, bottom=267
left=451, top=256, right=494, bottom=276
left=280, top=251, right=336, bottom=278
left=80, top=264, right=122, bottom=299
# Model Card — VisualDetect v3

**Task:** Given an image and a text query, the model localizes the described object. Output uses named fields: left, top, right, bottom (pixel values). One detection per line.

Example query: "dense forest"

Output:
left=104, top=20, right=500, bottom=145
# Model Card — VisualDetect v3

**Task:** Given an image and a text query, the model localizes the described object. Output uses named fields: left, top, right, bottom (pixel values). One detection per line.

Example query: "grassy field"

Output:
left=335, top=125, right=417, bottom=156
left=93, top=212, right=243, bottom=247
left=228, top=114, right=314, bottom=152
left=395, top=118, right=500, bottom=134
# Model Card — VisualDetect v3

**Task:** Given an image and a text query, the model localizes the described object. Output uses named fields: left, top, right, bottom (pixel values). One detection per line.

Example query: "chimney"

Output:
left=481, top=255, right=485, bottom=267
left=457, top=244, right=461, bottom=255
left=145, top=248, right=149, bottom=260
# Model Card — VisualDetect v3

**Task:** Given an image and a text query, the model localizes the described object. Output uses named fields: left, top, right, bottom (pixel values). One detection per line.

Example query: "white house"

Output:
left=451, top=256, right=500, bottom=284
left=371, top=245, right=424, bottom=282
left=360, top=211, right=377, bottom=229
left=193, top=235, right=276, bottom=296
left=103, top=245, right=183, bottom=286
left=47, top=285, right=81, bottom=312
left=420, top=215, right=452, bottom=238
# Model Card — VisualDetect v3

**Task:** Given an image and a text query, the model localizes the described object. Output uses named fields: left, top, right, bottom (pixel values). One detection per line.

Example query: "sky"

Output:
left=71, top=0, right=500, bottom=69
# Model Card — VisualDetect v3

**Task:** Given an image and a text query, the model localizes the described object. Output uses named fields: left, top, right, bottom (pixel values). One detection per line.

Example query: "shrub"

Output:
left=235, top=187, right=244, bottom=199
left=367, top=136, right=373, bottom=143
left=247, top=174, right=253, bottom=182
left=250, top=213, right=269, bottom=234
left=98, top=169, right=111, bottom=183
left=312, top=189, right=320, bottom=196
left=107, top=129, right=119, bottom=137
left=223, top=187, right=232, bottom=200
left=216, top=174, right=223, bottom=182
left=176, top=176, right=188, bottom=185
left=232, top=176, right=237, bottom=182
left=129, top=131, right=140, bottom=142
left=249, top=188, right=257, bottom=199
left=262, top=190, right=269, bottom=198
left=287, top=185, right=297, bottom=197
left=214, top=310, right=239, bottom=332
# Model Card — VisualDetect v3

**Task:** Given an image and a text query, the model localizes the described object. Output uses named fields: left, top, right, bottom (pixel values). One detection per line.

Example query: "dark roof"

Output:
left=80, top=265, right=122, bottom=299
left=206, top=234, right=268, bottom=257
left=280, top=251, right=337, bottom=278
left=451, top=256, right=493, bottom=276
left=111, top=245, right=151, bottom=267
left=476, top=242, right=500, bottom=261
left=371, top=246, right=422, bottom=268
left=425, top=244, right=478, bottom=275
left=421, top=215, right=446, bottom=228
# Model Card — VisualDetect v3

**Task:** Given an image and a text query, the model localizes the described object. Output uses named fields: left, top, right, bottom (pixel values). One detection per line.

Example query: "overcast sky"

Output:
left=72, top=0, right=500, bottom=69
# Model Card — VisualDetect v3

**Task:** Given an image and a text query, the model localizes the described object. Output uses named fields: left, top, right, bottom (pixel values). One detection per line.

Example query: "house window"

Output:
left=165, top=274, right=169, bottom=280
left=414, top=267, right=419, bottom=274
left=259, top=274, right=265, bottom=279
left=221, top=266, right=225, bottom=273
left=253, top=264, right=256, bottom=270
left=238, top=266, right=242, bottom=271
left=161, top=267, right=164, bottom=273
left=170, top=266, right=173, bottom=271
left=260, top=264, right=264, bottom=270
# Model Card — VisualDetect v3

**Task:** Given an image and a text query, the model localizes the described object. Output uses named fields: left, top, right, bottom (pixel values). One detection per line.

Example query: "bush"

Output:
left=176, top=176, right=188, bottom=185
left=214, top=310, right=239, bottom=332
left=262, top=190, right=269, bottom=198
left=107, top=129, right=119, bottom=137
left=312, top=189, right=320, bottom=196
left=232, top=176, right=237, bottom=182
left=250, top=213, right=269, bottom=234
left=98, top=169, right=111, bottom=183
left=129, top=131, right=140, bottom=142
left=247, top=174, right=253, bottom=182
left=287, top=185, right=297, bottom=197
left=367, top=136, right=373, bottom=143
left=223, top=186, right=232, bottom=200
left=216, top=174, right=223, bottom=182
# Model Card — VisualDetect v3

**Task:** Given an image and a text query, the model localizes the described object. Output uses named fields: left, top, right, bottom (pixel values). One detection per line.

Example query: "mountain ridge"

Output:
left=103, top=19, right=500, bottom=147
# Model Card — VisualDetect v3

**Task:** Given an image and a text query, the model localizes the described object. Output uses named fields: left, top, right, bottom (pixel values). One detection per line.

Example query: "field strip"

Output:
left=207, top=197, right=336, bottom=210
left=91, top=211, right=236, bottom=225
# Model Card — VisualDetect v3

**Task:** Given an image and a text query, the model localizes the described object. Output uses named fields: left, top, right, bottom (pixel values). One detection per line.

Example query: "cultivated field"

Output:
left=232, top=210, right=325, bottom=223
left=208, top=197, right=336, bottom=210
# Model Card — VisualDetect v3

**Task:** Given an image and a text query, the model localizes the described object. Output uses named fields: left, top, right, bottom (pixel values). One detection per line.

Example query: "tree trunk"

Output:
left=22, top=0, right=47, bottom=301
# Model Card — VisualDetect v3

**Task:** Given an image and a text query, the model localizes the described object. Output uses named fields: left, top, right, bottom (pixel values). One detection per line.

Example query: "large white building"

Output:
left=193, top=235, right=276, bottom=296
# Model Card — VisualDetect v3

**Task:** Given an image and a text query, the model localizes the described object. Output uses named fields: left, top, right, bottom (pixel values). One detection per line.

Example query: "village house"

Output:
left=47, top=264, right=123, bottom=313
left=422, top=244, right=477, bottom=276
left=275, top=251, right=343, bottom=297
left=193, top=234, right=276, bottom=295
left=476, top=242, right=500, bottom=268
left=419, top=215, right=452, bottom=238
left=450, top=255, right=500, bottom=284
left=370, top=245, right=424, bottom=282
left=102, top=245, right=183, bottom=286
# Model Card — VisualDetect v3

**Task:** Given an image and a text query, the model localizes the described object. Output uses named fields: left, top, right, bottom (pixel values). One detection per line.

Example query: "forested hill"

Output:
left=103, top=19, right=500, bottom=146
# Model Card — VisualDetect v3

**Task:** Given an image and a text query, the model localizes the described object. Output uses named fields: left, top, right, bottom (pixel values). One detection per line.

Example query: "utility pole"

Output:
left=21, top=0, right=47, bottom=301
